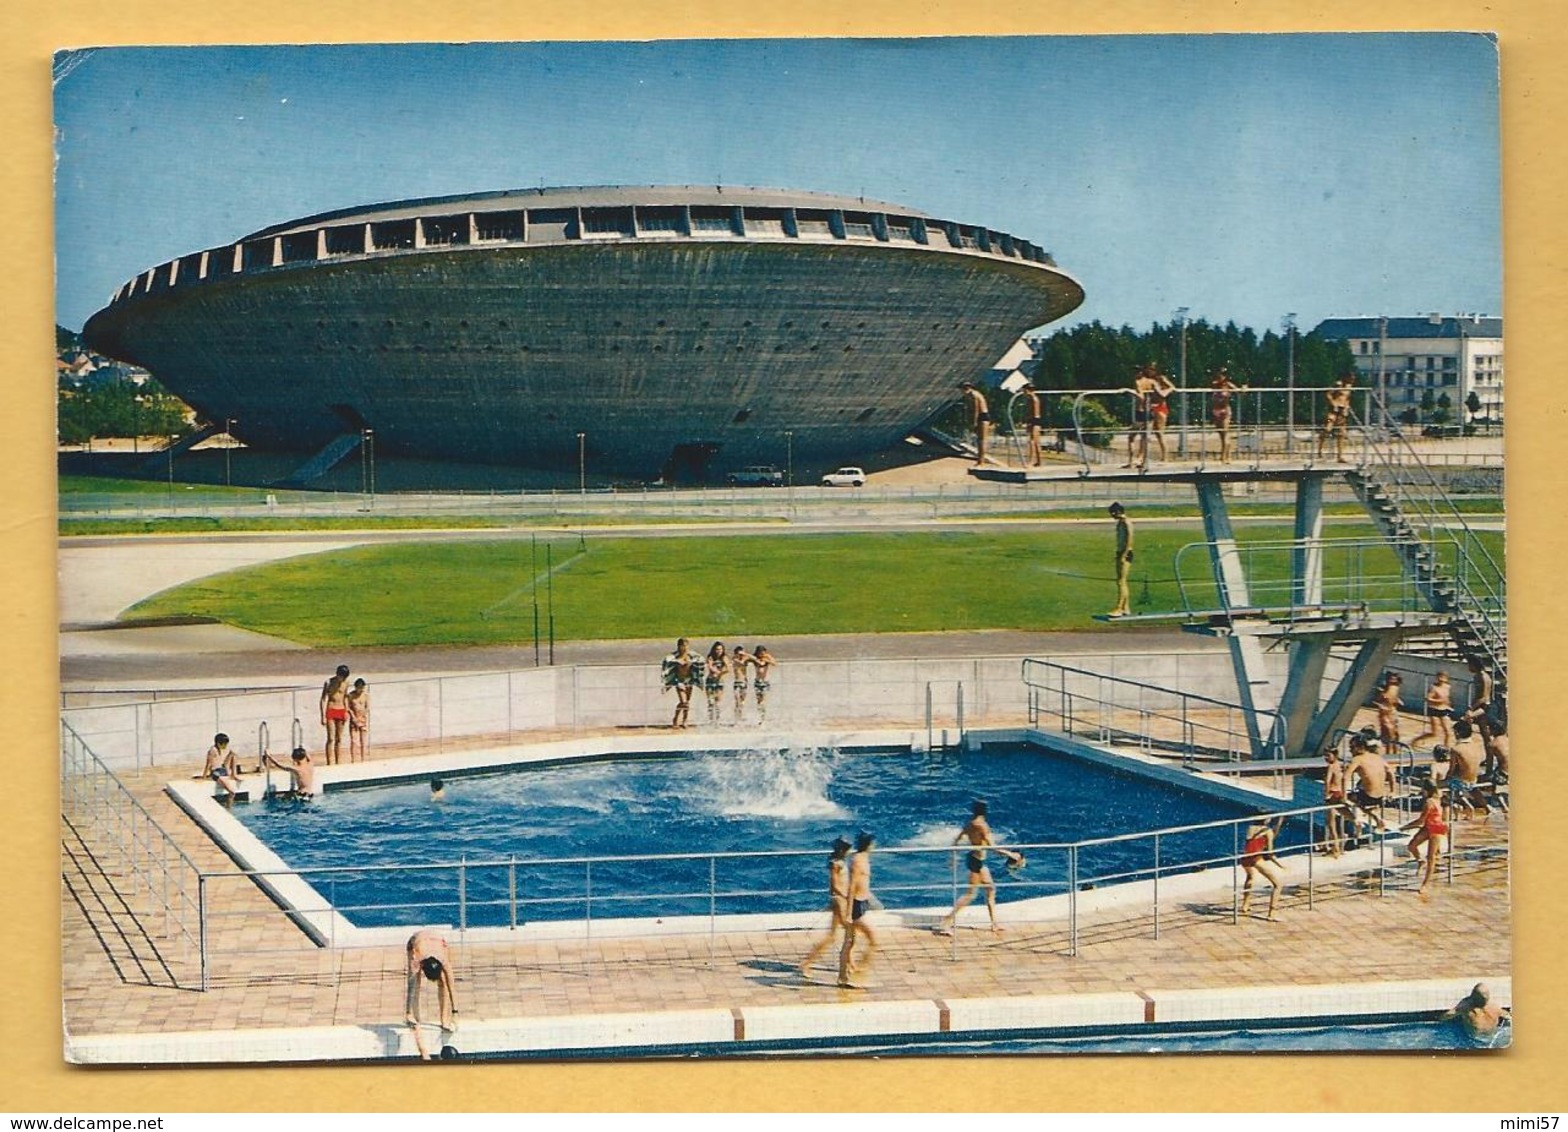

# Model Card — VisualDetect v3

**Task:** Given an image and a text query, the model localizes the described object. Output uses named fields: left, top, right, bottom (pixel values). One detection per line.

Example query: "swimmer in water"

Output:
left=430, top=777, right=446, bottom=802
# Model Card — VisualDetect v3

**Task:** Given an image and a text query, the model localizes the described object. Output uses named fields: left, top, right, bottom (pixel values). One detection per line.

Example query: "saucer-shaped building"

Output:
left=83, top=186, right=1084, bottom=480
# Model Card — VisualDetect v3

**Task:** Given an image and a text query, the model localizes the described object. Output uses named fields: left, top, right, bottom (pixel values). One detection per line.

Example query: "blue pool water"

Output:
left=465, top=1018, right=1507, bottom=1059
left=234, top=743, right=1288, bottom=927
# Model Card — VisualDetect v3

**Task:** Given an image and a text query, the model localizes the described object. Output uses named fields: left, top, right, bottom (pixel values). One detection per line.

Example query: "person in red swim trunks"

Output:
left=320, top=663, right=351, bottom=765
left=1402, top=783, right=1448, bottom=899
left=1238, top=815, right=1286, bottom=921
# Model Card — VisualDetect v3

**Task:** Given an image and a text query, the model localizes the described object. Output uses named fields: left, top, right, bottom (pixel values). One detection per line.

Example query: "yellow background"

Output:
left=4, top=0, right=1563, bottom=1112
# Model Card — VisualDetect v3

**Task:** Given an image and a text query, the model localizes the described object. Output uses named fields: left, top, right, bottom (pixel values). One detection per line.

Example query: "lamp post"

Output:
left=167, top=435, right=176, bottom=515
left=1283, top=313, right=1297, bottom=455
left=1174, top=307, right=1190, bottom=455
left=1377, top=315, right=1389, bottom=434
left=224, top=418, right=235, bottom=487
left=784, top=430, right=794, bottom=492
left=577, top=432, right=586, bottom=495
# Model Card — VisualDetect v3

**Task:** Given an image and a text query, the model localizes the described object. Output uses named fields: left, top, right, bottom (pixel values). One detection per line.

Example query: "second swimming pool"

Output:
left=233, top=741, right=1289, bottom=928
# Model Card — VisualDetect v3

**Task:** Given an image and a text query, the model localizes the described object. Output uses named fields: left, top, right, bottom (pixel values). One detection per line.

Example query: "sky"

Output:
left=52, top=34, right=1501, bottom=338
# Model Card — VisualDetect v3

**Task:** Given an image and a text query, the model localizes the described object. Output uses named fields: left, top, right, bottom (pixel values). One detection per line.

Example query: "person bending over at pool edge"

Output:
left=196, top=732, right=242, bottom=801
left=405, top=929, right=458, bottom=1060
left=262, top=746, right=317, bottom=800
left=800, top=836, right=852, bottom=977
left=837, top=832, right=877, bottom=989
left=935, top=800, right=1025, bottom=935
left=321, top=664, right=351, bottom=766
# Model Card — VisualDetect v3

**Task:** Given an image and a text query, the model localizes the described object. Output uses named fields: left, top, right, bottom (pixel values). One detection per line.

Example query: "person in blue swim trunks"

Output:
left=837, top=832, right=878, bottom=989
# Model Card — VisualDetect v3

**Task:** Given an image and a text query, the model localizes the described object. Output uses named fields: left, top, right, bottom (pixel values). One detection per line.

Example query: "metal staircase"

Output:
left=272, top=430, right=365, bottom=489
left=1343, top=397, right=1506, bottom=682
left=138, top=422, right=221, bottom=473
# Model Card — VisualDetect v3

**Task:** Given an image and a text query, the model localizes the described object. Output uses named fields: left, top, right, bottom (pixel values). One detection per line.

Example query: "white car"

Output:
left=820, top=466, right=866, bottom=487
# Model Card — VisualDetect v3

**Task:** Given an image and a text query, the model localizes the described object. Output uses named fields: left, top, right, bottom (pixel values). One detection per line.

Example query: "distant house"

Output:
left=1312, top=314, right=1503, bottom=422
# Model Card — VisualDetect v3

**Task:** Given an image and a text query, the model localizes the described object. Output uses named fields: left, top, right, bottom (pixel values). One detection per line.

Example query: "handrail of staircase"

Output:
left=1349, top=390, right=1506, bottom=675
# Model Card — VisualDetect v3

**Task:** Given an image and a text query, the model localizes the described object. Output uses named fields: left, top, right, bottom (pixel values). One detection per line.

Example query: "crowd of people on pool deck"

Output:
left=957, top=368, right=1362, bottom=470
left=194, top=662, right=373, bottom=802
left=660, top=638, right=778, bottom=729
left=1315, top=656, right=1508, bottom=900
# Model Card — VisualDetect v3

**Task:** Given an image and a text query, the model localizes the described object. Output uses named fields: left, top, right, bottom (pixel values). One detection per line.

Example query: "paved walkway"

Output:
left=62, top=734, right=1510, bottom=1052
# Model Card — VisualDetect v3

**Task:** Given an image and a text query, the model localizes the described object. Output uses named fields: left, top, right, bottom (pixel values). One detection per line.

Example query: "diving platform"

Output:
left=969, top=458, right=1356, bottom=485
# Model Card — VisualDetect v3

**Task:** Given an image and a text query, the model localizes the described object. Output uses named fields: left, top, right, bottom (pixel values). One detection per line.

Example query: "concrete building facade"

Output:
left=1313, top=315, right=1503, bottom=424
left=83, top=186, right=1084, bottom=480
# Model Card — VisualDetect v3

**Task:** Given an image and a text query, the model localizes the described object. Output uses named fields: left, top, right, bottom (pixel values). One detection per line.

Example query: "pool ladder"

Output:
left=255, top=718, right=306, bottom=796
left=925, top=680, right=966, bottom=751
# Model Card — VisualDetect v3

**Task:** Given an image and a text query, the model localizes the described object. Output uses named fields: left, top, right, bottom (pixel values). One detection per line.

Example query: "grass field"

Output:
left=127, top=521, right=1501, bottom=648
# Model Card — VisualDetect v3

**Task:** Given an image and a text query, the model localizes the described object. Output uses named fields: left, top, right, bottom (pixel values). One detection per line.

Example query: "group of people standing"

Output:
left=955, top=364, right=1363, bottom=471
left=799, top=801, right=1028, bottom=989
left=320, top=663, right=372, bottom=764
left=660, top=638, right=778, bottom=728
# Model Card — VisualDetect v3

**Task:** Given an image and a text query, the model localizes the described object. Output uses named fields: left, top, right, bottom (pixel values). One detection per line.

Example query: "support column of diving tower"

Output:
left=971, top=460, right=1469, bottom=762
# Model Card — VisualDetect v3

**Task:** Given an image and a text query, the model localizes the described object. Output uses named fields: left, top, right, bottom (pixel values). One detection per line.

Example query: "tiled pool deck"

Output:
left=62, top=716, right=1511, bottom=1062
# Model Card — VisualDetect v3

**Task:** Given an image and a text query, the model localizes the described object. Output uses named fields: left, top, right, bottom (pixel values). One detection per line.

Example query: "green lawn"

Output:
left=128, top=522, right=1502, bottom=648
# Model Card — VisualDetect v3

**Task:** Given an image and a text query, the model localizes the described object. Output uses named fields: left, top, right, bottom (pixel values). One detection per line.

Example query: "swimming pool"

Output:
left=465, top=1016, right=1508, bottom=1059
left=230, top=740, right=1289, bottom=928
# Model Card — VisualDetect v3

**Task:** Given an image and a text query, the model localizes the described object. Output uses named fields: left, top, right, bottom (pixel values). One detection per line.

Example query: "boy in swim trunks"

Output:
left=661, top=638, right=698, bottom=729
left=405, top=929, right=458, bottom=1059
left=346, top=678, right=371, bottom=763
left=730, top=645, right=751, bottom=725
left=1316, top=375, right=1353, bottom=462
left=1020, top=382, right=1045, bottom=467
left=800, top=836, right=852, bottom=977
left=958, top=381, right=992, bottom=466
left=1320, top=747, right=1348, bottom=857
left=262, top=746, right=317, bottom=800
left=935, top=800, right=1026, bottom=935
left=320, top=664, right=351, bottom=765
left=837, top=832, right=877, bottom=988
left=1107, top=502, right=1134, bottom=617
left=195, top=732, right=242, bottom=801
left=751, top=645, right=777, bottom=724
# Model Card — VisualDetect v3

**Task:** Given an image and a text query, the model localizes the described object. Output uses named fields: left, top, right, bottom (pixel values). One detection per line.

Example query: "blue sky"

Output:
left=53, top=34, right=1501, bottom=337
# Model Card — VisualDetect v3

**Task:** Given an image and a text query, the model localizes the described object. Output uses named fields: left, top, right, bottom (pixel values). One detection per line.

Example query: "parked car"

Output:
left=726, top=465, right=784, bottom=487
left=1421, top=424, right=1462, bottom=439
left=820, top=466, right=866, bottom=487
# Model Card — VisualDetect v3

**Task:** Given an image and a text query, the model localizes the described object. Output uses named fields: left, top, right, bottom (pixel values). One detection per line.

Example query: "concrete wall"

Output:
left=62, top=649, right=1249, bottom=772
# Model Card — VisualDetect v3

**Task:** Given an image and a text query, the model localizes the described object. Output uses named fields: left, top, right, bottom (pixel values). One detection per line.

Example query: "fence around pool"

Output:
left=62, top=660, right=1496, bottom=993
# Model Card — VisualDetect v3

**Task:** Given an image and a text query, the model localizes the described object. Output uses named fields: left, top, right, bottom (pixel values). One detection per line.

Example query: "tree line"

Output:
left=57, top=325, right=193, bottom=446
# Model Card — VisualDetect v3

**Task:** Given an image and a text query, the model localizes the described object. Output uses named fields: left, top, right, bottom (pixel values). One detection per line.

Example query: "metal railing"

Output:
left=1021, top=658, right=1287, bottom=764
left=60, top=720, right=207, bottom=988
left=1169, top=534, right=1465, bottom=622
left=63, top=708, right=1500, bottom=993
left=182, top=797, right=1497, bottom=987
left=1347, top=391, right=1507, bottom=677
left=60, top=656, right=1050, bottom=773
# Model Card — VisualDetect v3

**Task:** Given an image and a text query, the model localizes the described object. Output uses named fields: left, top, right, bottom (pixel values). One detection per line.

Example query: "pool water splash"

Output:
left=693, top=747, right=847, bottom=821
